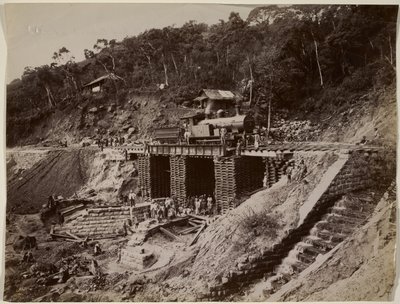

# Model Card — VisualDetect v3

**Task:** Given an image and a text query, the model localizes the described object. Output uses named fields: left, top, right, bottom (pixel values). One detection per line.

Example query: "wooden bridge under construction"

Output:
left=112, top=142, right=388, bottom=214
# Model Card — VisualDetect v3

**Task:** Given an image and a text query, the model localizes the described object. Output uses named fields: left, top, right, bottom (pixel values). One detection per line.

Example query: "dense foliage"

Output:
left=6, top=5, right=397, bottom=142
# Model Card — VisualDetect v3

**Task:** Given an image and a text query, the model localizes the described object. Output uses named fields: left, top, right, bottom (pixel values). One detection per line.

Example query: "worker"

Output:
left=286, top=165, right=293, bottom=182
left=241, top=131, right=247, bottom=148
left=116, top=246, right=122, bottom=263
left=58, top=266, right=69, bottom=283
left=94, top=243, right=102, bottom=256
left=99, top=139, right=104, bottom=152
left=22, top=250, right=34, bottom=263
left=207, top=196, right=213, bottom=215
left=47, top=194, right=56, bottom=209
left=58, top=211, right=64, bottom=226
left=133, top=215, right=139, bottom=229
left=360, top=136, right=367, bottom=145
left=128, top=190, right=136, bottom=207
left=220, top=127, right=227, bottom=145
left=298, top=160, right=308, bottom=180
left=236, top=139, right=243, bottom=156
left=254, top=132, right=260, bottom=150
left=90, top=259, right=100, bottom=276
left=184, top=128, right=191, bottom=145
left=195, top=196, right=201, bottom=215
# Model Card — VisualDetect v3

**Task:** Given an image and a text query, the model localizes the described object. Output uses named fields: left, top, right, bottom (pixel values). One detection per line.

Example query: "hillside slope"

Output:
left=6, top=149, right=95, bottom=214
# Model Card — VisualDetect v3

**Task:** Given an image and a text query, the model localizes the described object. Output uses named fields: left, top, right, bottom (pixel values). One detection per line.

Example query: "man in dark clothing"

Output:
left=47, top=195, right=56, bottom=209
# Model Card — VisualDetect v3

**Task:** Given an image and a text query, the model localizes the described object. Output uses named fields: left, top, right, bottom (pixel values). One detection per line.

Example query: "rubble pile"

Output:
left=270, top=118, right=321, bottom=142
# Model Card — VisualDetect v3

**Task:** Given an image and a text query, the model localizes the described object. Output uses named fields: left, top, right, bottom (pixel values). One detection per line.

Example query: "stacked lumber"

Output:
left=264, top=156, right=294, bottom=187
left=170, top=156, right=188, bottom=204
left=138, top=155, right=151, bottom=196
left=214, top=157, right=237, bottom=214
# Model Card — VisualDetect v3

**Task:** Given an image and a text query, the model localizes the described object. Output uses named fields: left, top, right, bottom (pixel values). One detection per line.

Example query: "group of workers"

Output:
left=147, top=194, right=215, bottom=223
left=96, top=136, right=126, bottom=151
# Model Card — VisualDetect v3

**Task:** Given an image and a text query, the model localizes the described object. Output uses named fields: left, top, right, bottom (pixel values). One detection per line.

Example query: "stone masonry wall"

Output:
left=206, top=150, right=395, bottom=300
left=54, top=205, right=150, bottom=239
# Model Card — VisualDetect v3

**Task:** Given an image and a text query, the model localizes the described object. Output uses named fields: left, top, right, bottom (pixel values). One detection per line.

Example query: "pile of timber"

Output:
left=138, top=155, right=151, bottom=195
left=187, top=215, right=207, bottom=246
left=170, top=156, right=188, bottom=204
left=214, top=157, right=237, bottom=214
left=149, top=215, right=207, bottom=246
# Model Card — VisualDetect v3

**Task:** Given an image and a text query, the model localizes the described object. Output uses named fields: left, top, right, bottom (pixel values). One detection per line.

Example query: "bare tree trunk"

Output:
left=388, top=34, right=393, bottom=65
left=216, top=52, right=220, bottom=64
left=45, top=85, right=55, bottom=107
left=301, top=39, right=306, bottom=56
left=109, top=55, right=116, bottom=72
left=171, top=53, right=179, bottom=76
left=98, top=60, right=110, bottom=74
left=144, top=55, right=154, bottom=83
left=247, top=54, right=254, bottom=104
left=162, top=53, right=169, bottom=86
left=311, top=31, right=324, bottom=87
left=368, top=38, right=374, bottom=49
left=226, top=46, right=229, bottom=66
left=267, top=76, right=272, bottom=141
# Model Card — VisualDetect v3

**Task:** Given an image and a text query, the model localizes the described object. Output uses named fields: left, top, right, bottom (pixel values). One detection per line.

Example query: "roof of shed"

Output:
left=83, top=73, right=119, bottom=87
left=198, top=89, right=236, bottom=100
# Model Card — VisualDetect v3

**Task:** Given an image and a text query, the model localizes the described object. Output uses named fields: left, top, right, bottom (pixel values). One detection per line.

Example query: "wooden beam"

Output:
left=66, top=231, right=84, bottom=242
left=189, top=214, right=208, bottom=222
left=189, top=224, right=207, bottom=246
left=159, top=227, right=184, bottom=242
left=180, top=226, right=201, bottom=235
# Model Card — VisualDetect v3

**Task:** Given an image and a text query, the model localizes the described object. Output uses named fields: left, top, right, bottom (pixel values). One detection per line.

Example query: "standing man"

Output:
left=207, top=195, right=213, bottom=215
left=220, top=127, right=227, bottom=146
left=236, top=139, right=243, bottom=156
left=128, top=190, right=136, bottom=207
left=254, top=132, right=260, bottom=150
left=184, top=128, right=191, bottom=145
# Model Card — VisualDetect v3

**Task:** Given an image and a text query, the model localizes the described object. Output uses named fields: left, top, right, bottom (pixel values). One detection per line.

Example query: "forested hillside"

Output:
left=6, top=5, right=397, bottom=146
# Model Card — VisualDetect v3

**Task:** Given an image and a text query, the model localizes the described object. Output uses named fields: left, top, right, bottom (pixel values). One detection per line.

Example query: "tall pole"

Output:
left=267, top=75, right=272, bottom=142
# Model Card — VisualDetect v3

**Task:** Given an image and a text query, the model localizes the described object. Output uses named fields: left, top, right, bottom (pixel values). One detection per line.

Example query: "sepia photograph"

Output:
left=1, top=1, right=398, bottom=302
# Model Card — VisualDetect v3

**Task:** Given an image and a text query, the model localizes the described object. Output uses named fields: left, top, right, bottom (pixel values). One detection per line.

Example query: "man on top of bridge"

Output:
left=220, top=127, right=227, bottom=145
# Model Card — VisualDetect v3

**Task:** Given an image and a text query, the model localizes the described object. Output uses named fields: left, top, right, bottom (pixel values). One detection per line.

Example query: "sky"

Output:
left=3, top=3, right=255, bottom=83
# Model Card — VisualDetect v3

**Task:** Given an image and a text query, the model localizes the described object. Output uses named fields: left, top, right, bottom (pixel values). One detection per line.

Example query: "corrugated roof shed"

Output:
left=200, top=89, right=236, bottom=100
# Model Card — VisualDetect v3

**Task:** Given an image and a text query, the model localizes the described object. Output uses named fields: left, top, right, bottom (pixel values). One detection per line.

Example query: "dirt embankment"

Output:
left=6, top=149, right=50, bottom=178
left=11, top=92, right=194, bottom=147
left=269, top=182, right=396, bottom=302
left=78, top=149, right=138, bottom=203
left=7, top=149, right=96, bottom=214
left=315, top=85, right=396, bottom=145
